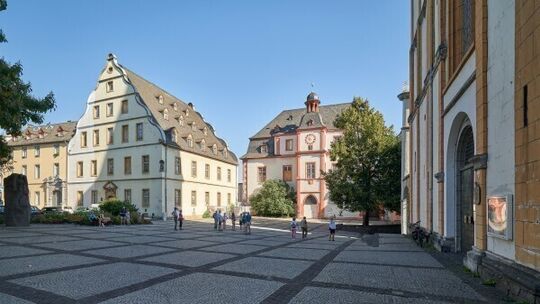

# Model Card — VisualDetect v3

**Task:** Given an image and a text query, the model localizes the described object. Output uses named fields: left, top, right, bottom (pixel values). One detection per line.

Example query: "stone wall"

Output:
left=514, top=0, right=540, bottom=272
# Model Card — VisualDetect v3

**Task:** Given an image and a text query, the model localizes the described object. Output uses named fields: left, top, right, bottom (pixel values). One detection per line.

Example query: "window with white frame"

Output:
left=93, top=105, right=100, bottom=119
left=142, top=155, right=149, bottom=174
left=22, top=147, right=27, bottom=158
left=136, top=123, right=143, bottom=141
left=107, top=127, right=114, bottom=144
left=124, top=189, right=132, bottom=203
left=106, top=102, right=113, bottom=117
left=142, top=189, right=150, bottom=207
left=306, top=162, right=316, bottom=179
left=121, top=100, right=128, bottom=114
left=191, top=161, right=197, bottom=177
left=107, top=158, right=114, bottom=175
left=175, top=157, right=181, bottom=175
left=106, top=81, right=114, bottom=92
left=91, top=190, right=98, bottom=204
left=257, top=166, right=266, bottom=183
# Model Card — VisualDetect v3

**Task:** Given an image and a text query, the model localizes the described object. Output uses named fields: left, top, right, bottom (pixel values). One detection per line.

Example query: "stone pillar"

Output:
left=474, top=0, right=489, bottom=252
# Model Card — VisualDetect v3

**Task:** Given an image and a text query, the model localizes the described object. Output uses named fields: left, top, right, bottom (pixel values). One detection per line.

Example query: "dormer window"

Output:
left=223, top=148, right=228, bottom=158
left=184, top=109, right=189, bottom=117
left=191, top=122, right=196, bottom=131
left=260, top=144, right=267, bottom=153
left=157, top=95, right=164, bottom=104
left=38, top=129, right=45, bottom=139
left=172, top=129, right=178, bottom=143
left=56, top=126, right=65, bottom=137
left=179, top=116, right=184, bottom=126
left=212, top=144, right=218, bottom=155
left=163, top=109, right=169, bottom=120
left=203, top=127, right=208, bottom=135
left=187, top=135, right=193, bottom=148
left=307, top=119, right=313, bottom=126
left=200, top=139, right=206, bottom=152
left=173, top=103, right=178, bottom=111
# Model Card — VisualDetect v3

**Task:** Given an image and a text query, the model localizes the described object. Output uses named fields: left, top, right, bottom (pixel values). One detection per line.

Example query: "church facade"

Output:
left=242, top=93, right=357, bottom=219
left=67, top=54, right=238, bottom=218
left=405, top=0, right=539, bottom=301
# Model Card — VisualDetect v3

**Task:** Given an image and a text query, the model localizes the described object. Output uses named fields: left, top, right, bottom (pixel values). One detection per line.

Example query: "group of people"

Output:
left=212, top=210, right=252, bottom=234
left=290, top=215, right=337, bottom=241
left=171, top=207, right=338, bottom=241
left=171, top=207, right=184, bottom=230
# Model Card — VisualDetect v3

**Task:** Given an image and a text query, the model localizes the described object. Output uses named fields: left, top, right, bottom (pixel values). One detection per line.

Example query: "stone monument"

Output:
left=4, top=173, right=31, bottom=226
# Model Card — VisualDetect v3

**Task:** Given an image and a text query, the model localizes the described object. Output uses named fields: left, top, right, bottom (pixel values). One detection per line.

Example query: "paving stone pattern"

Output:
left=0, top=220, right=506, bottom=303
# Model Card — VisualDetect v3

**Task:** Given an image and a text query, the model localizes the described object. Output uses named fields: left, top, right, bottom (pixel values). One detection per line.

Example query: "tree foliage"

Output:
left=99, top=199, right=138, bottom=216
left=0, top=0, right=56, bottom=166
left=250, top=179, right=295, bottom=217
left=323, top=97, right=401, bottom=226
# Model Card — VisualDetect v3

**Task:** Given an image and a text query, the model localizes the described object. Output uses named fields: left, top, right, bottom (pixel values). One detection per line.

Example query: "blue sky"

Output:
left=1, top=0, right=409, bottom=158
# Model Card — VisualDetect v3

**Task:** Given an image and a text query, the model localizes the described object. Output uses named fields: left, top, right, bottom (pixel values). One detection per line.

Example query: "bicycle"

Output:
left=409, top=221, right=430, bottom=247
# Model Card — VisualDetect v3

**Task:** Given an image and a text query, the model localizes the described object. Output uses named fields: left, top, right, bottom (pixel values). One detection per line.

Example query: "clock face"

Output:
left=305, top=134, right=316, bottom=144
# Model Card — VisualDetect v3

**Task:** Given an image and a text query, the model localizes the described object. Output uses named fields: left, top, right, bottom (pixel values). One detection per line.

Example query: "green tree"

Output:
left=0, top=0, right=56, bottom=166
left=250, top=179, right=295, bottom=217
left=324, top=97, right=400, bottom=226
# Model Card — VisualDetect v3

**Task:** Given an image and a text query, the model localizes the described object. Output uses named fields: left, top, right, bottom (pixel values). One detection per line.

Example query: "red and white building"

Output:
left=241, top=93, right=357, bottom=219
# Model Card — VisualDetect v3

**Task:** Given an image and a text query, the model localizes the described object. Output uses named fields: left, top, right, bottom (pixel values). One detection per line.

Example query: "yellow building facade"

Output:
left=5, top=122, right=76, bottom=208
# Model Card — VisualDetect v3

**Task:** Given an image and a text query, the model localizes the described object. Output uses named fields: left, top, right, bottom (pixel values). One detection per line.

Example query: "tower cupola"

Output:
left=305, top=92, right=320, bottom=113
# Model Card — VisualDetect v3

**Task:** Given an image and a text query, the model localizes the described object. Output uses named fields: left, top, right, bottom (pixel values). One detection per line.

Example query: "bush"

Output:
left=99, top=199, right=138, bottom=216
left=250, top=179, right=295, bottom=217
left=202, top=210, right=211, bottom=218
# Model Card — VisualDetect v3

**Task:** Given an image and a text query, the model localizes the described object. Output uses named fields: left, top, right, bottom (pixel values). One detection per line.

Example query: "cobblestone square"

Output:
left=0, top=219, right=508, bottom=303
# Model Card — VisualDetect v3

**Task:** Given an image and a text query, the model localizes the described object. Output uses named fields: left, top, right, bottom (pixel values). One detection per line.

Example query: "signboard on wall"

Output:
left=487, top=194, right=513, bottom=240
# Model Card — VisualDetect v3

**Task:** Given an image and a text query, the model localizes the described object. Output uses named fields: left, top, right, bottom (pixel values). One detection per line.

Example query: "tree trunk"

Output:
left=363, top=209, right=370, bottom=226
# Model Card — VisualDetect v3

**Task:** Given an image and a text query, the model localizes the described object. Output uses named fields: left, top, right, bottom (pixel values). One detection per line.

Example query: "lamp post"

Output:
left=159, top=160, right=166, bottom=221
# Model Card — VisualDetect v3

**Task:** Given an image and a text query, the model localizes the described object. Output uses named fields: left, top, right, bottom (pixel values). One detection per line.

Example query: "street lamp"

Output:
left=159, top=160, right=166, bottom=221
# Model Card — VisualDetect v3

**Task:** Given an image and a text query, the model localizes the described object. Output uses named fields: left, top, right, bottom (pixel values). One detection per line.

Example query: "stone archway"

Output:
left=455, top=125, right=475, bottom=253
left=303, top=195, right=318, bottom=219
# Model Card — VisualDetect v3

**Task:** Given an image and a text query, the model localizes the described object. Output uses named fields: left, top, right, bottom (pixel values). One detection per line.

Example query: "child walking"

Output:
left=290, top=217, right=298, bottom=239
left=328, top=215, right=336, bottom=241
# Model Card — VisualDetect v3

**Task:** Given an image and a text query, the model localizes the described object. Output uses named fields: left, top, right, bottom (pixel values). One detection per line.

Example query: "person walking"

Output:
left=178, top=209, right=184, bottom=230
left=222, top=212, right=228, bottom=230
left=125, top=209, right=131, bottom=225
left=213, top=211, right=218, bottom=230
left=245, top=212, right=252, bottom=235
left=172, top=207, right=180, bottom=231
left=119, top=207, right=127, bottom=225
left=239, top=212, right=244, bottom=231
left=290, top=217, right=298, bottom=239
left=300, top=216, right=308, bottom=239
left=217, top=210, right=223, bottom=231
left=328, top=215, right=337, bottom=241
left=231, top=212, right=236, bottom=231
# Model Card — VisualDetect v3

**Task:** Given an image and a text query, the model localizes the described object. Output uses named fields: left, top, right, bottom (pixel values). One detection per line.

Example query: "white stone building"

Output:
left=67, top=54, right=238, bottom=218
left=242, top=93, right=357, bottom=219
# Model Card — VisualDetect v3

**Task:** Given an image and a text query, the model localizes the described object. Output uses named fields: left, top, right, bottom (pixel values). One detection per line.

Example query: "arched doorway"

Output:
left=303, top=195, right=318, bottom=219
left=456, top=125, right=475, bottom=253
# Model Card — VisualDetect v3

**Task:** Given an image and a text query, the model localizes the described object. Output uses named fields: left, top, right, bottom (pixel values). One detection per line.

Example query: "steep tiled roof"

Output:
left=122, top=67, right=238, bottom=165
left=242, top=102, right=349, bottom=159
left=7, top=121, right=77, bottom=146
